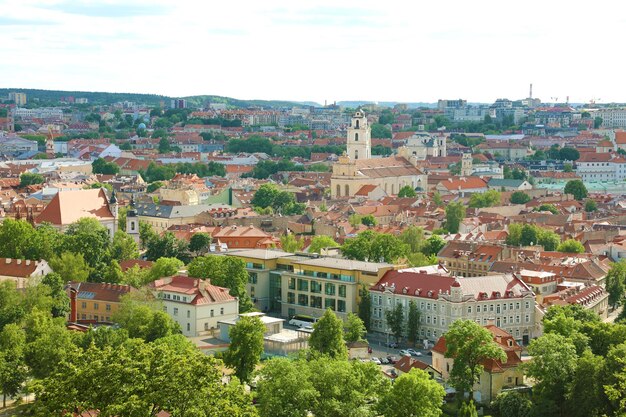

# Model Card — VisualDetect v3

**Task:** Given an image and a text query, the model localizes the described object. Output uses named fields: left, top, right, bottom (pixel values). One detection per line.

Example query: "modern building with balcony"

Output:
left=223, top=249, right=394, bottom=321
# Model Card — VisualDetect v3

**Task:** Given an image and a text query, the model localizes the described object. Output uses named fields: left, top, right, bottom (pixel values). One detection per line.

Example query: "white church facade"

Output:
left=330, top=111, right=428, bottom=199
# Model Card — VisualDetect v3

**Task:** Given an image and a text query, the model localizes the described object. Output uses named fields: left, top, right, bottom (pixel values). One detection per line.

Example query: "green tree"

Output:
left=399, top=226, right=425, bottom=253
left=559, top=147, right=580, bottom=161
left=378, top=369, right=445, bottom=417
left=491, top=391, right=532, bottom=417
left=27, top=223, right=65, bottom=261
left=422, top=235, right=446, bottom=256
left=510, top=191, right=531, bottom=204
left=307, top=357, right=387, bottom=417
left=0, top=323, right=27, bottom=408
left=111, top=230, right=139, bottom=261
left=280, top=233, right=304, bottom=253
left=358, top=285, right=372, bottom=332
left=256, top=358, right=318, bottom=417
left=398, top=185, right=417, bottom=198
left=585, top=199, right=598, bottom=212
left=146, top=257, right=184, bottom=282
left=432, top=191, right=444, bottom=207
left=112, top=293, right=180, bottom=341
left=251, top=183, right=280, bottom=209
left=566, top=350, right=609, bottom=417
left=369, top=233, right=409, bottom=263
left=361, top=214, right=377, bottom=227
left=564, top=179, right=588, bottom=201
left=386, top=303, right=404, bottom=343
left=444, top=320, right=506, bottom=400
left=309, top=308, right=348, bottom=359
left=371, top=123, right=392, bottom=138
left=63, top=217, right=112, bottom=272
left=605, top=261, right=626, bottom=309
left=524, top=334, right=578, bottom=417
left=19, top=172, right=45, bottom=187
left=146, top=232, right=188, bottom=261
left=468, top=190, right=501, bottom=208
left=594, top=116, right=603, bottom=129
left=407, top=252, right=438, bottom=267
left=344, top=312, right=366, bottom=343
left=92, top=157, right=120, bottom=174
left=189, top=232, right=212, bottom=256
left=224, top=315, right=265, bottom=383
left=41, top=272, right=70, bottom=318
left=187, top=255, right=254, bottom=312
left=457, top=400, right=478, bottom=417
left=407, top=300, right=420, bottom=347
left=0, top=219, right=35, bottom=259
left=158, top=137, right=172, bottom=153
left=535, top=203, right=559, bottom=214
left=139, top=221, right=157, bottom=249
left=146, top=181, right=164, bottom=193
left=49, top=251, right=90, bottom=282
left=557, top=239, right=585, bottom=254
left=308, top=235, right=339, bottom=254
left=603, top=343, right=626, bottom=415
left=445, top=202, right=466, bottom=233
left=563, top=163, right=573, bottom=173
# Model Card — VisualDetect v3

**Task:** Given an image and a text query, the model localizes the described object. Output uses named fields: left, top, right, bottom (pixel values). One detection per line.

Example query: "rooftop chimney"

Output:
left=69, top=287, right=77, bottom=323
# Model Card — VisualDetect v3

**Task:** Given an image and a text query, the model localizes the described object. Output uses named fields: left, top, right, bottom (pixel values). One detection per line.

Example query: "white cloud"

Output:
left=0, top=0, right=624, bottom=104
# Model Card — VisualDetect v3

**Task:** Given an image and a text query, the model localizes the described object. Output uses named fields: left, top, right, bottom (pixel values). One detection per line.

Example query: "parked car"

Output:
left=399, top=349, right=411, bottom=356
left=389, top=369, right=397, bottom=377
left=371, top=357, right=382, bottom=365
left=386, top=356, right=398, bottom=364
left=407, top=349, right=422, bottom=357
left=379, top=357, right=389, bottom=364
left=387, top=341, right=398, bottom=348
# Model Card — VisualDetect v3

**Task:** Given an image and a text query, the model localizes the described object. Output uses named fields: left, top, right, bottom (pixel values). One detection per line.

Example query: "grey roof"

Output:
left=487, top=178, right=527, bottom=188
left=224, top=249, right=294, bottom=260
left=292, top=256, right=392, bottom=273
left=135, top=203, right=232, bottom=219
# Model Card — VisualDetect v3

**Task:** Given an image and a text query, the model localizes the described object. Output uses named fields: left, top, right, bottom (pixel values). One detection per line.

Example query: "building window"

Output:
left=94, top=303, right=99, bottom=310
left=287, top=292, right=295, bottom=304
left=338, top=285, right=346, bottom=298
left=220, top=308, right=224, bottom=315
left=476, top=305, right=481, bottom=313
left=298, top=279, right=309, bottom=292
left=325, top=283, right=336, bottom=296
left=173, top=308, right=178, bottom=316
left=210, top=309, right=214, bottom=317
left=525, top=301, right=530, bottom=309
left=187, top=310, right=190, bottom=318
left=288, top=278, right=296, bottom=290
left=355, top=132, right=359, bottom=141
left=467, top=306, right=472, bottom=314
left=187, top=323, right=190, bottom=332
left=106, top=304, right=111, bottom=311
left=311, top=281, right=322, bottom=293
left=325, top=298, right=336, bottom=310
left=81, top=302, right=87, bottom=309
left=298, top=294, right=309, bottom=306
left=338, top=300, right=346, bottom=312
left=248, top=273, right=258, bottom=284
left=311, top=296, right=323, bottom=309
left=525, top=314, right=530, bottom=323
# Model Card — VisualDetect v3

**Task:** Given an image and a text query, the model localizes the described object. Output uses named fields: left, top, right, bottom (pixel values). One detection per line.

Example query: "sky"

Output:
left=1, top=0, right=624, bottom=105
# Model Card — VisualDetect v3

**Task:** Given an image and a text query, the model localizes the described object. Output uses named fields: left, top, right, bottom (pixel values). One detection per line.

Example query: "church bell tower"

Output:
left=347, top=111, right=371, bottom=161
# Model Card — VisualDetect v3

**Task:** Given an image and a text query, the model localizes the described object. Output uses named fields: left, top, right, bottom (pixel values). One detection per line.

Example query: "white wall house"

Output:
left=370, top=270, right=537, bottom=345
left=150, top=275, right=239, bottom=337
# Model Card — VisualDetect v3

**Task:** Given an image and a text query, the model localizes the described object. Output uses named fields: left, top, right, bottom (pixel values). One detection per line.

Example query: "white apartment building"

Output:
left=370, top=270, right=536, bottom=345
left=149, top=275, right=239, bottom=337
left=575, top=152, right=626, bottom=182
left=593, top=108, right=626, bottom=129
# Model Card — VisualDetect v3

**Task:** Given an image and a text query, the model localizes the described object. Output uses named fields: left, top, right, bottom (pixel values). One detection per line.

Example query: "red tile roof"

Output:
left=69, top=281, right=134, bottom=303
left=35, top=189, right=114, bottom=226
left=150, top=275, right=236, bottom=305
left=0, top=258, right=44, bottom=277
